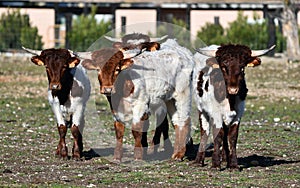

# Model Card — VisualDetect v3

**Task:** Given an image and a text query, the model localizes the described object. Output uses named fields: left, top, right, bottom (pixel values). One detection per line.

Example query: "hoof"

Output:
left=171, top=153, right=184, bottom=161
left=56, top=147, right=68, bottom=160
left=113, top=158, right=121, bottom=164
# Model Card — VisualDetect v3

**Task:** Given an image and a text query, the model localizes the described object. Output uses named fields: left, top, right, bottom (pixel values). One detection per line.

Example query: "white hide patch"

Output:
left=112, top=39, right=194, bottom=128
left=193, top=52, right=237, bottom=135
left=48, top=64, right=91, bottom=127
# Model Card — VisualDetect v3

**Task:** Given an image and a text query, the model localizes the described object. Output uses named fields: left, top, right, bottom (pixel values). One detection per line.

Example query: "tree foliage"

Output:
left=196, top=22, right=227, bottom=47
left=156, top=18, right=192, bottom=49
left=67, top=6, right=111, bottom=51
left=226, top=11, right=268, bottom=49
left=196, top=11, right=284, bottom=51
left=0, top=9, right=43, bottom=51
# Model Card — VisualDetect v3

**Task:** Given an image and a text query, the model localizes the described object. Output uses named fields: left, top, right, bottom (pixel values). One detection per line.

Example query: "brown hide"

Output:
left=197, top=57, right=226, bottom=103
left=114, top=41, right=161, bottom=52
left=81, top=48, right=134, bottom=95
left=215, top=44, right=259, bottom=96
left=30, top=49, right=80, bottom=104
left=112, top=33, right=160, bottom=52
left=122, top=33, right=150, bottom=44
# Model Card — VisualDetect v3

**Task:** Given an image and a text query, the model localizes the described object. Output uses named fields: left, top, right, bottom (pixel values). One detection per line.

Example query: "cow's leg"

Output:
left=161, top=116, right=171, bottom=151
left=141, top=119, right=149, bottom=157
left=70, top=124, right=83, bottom=160
left=165, top=99, right=190, bottom=160
left=56, top=124, right=68, bottom=159
left=172, top=117, right=190, bottom=160
left=222, top=124, right=229, bottom=164
left=132, top=120, right=144, bottom=160
left=227, top=122, right=240, bottom=169
left=195, top=112, right=209, bottom=166
left=149, top=124, right=162, bottom=154
left=148, top=115, right=170, bottom=154
left=212, top=124, right=224, bottom=169
left=114, top=121, right=125, bottom=162
left=70, top=109, right=85, bottom=160
left=149, top=104, right=169, bottom=154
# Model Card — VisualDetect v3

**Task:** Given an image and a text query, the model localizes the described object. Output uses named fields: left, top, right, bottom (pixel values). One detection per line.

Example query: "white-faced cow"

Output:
left=193, top=44, right=275, bottom=169
left=79, top=39, right=194, bottom=162
left=23, top=47, right=91, bottom=160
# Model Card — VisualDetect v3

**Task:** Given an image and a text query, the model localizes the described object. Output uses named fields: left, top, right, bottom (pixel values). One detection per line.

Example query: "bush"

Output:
left=195, top=11, right=285, bottom=52
left=195, top=22, right=227, bottom=47
left=0, top=9, right=43, bottom=51
left=226, top=11, right=268, bottom=49
left=67, top=6, right=111, bottom=51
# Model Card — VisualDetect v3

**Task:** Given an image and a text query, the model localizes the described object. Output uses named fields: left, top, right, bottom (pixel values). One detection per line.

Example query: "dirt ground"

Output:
left=0, top=55, right=299, bottom=187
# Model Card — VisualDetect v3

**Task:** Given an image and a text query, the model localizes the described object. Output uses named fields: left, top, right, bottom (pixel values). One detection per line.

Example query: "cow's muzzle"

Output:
left=50, top=83, right=62, bottom=90
left=228, top=87, right=239, bottom=95
left=100, top=86, right=115, bottom=95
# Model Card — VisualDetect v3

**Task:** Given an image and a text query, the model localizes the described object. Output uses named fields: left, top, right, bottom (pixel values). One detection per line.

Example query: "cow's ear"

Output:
left=150, top=42, right=160, bottom=51
left=31, top=56, right=44, bottom=66
left=247, top=57, right=261, bottom=67
left=68, top=57, right=80, bottom=68
left=120, top=59, right=133, bottom=70
left=81, top=59, right=99, bottom=70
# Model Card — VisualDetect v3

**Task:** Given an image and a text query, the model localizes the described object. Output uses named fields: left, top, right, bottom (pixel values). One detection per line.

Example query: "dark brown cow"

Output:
left=23, top=47, right=91, bottom=160
left=193, top=44, right=275, bottom=169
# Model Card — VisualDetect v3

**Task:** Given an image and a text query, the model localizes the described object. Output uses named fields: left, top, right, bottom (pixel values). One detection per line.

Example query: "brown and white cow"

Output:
left=23, top=47, right=91, bottom=160
left=79, top=39, right=194, bottom=162
left=193, top=44, right=275, bottom=169
left=105, top=33, right=171, bottom=154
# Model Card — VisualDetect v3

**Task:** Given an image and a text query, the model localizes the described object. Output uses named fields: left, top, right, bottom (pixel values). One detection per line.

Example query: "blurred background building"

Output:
left=0, top=0, right=296, bottom=49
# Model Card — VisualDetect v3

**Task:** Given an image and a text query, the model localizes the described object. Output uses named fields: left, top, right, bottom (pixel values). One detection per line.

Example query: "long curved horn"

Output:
left=104, top=35, right=122, bottom=43
left=251, top=45, right=276, bottom=57
left=150, top=35, right=168, bottom=42
left=22, top=46, right=42, bottom=55
left=195, top=45, right=220, bottom=57
left=72, top=51, right=92, bottom=59
left=122, top=49, right=142, bottom=59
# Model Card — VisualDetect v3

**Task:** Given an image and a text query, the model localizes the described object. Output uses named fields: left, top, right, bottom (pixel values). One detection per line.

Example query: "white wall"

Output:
left=190, top=10, right=264, bottom=38
left=115, top=9, right=157, bottom=36
left=0, top=8, right=55, bottom=49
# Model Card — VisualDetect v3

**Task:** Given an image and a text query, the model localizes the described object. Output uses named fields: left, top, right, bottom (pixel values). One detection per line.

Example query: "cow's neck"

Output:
left=51, top=68, right=75, bottom=105
left=227, top=80, right=248, bottom=110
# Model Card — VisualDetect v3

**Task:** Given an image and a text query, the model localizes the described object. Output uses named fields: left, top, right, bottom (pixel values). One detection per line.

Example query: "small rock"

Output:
left=284, top=126, right=291, bottom=131
left=87, top=184, right=96, bottom=188
left=60, top=175, right=70, bottom=182
left=273, top=117, right=280, bottom=122
left=282, top=154, right=287, bottom=158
